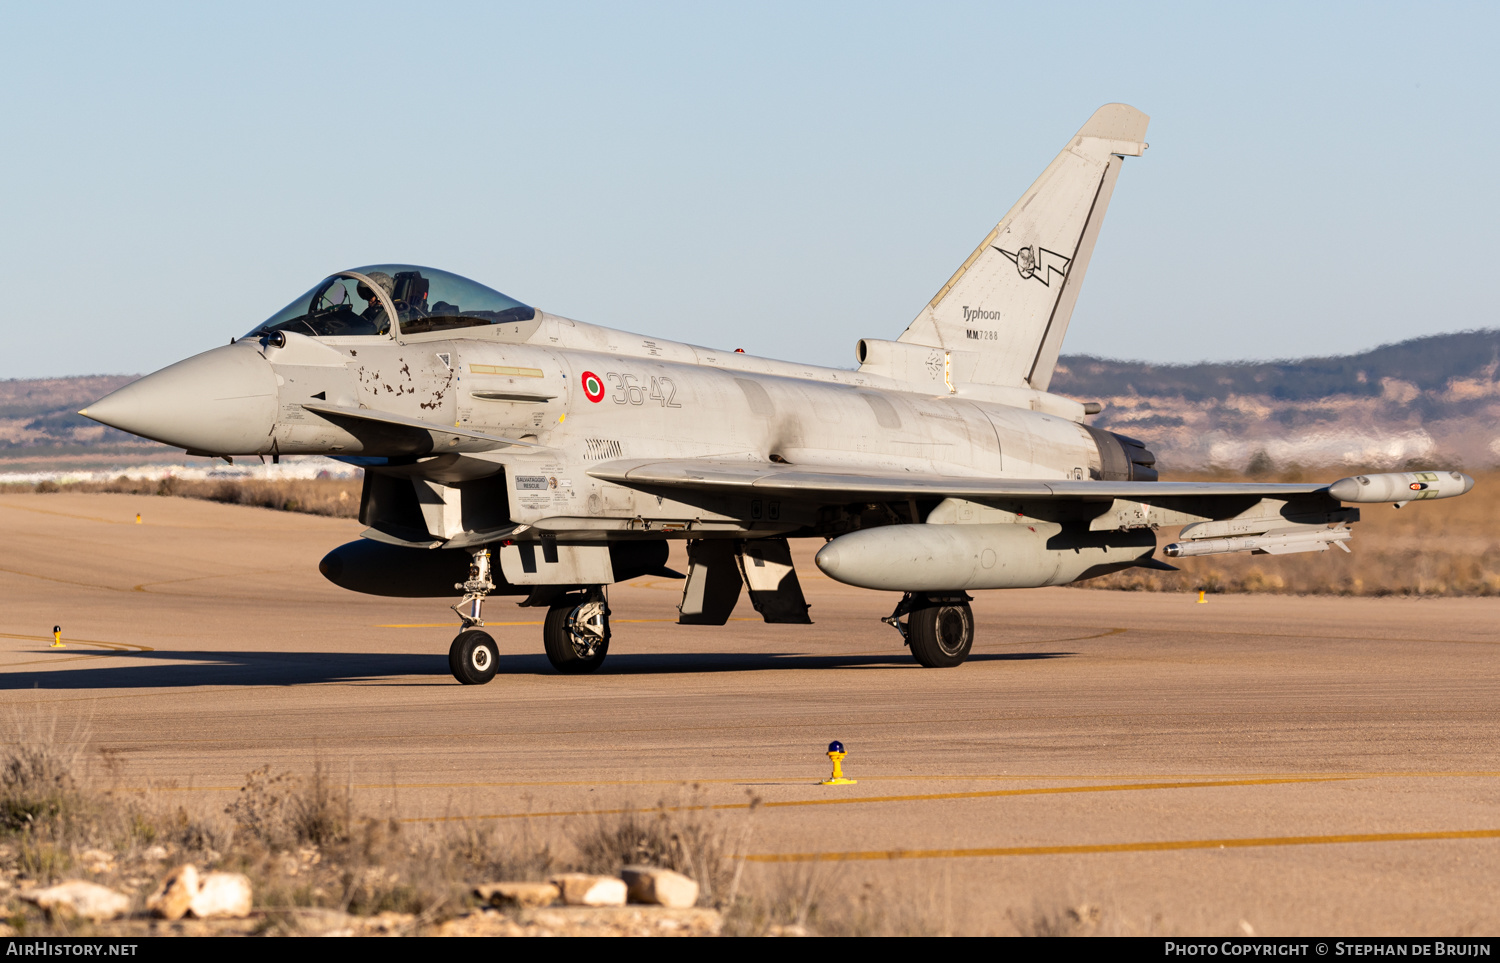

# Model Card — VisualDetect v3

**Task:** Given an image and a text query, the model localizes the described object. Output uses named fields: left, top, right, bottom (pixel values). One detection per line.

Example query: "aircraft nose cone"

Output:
left=80, top=342, right=278, bottom=455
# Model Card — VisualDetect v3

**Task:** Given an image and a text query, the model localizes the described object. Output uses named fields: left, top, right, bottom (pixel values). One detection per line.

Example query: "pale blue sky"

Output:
left=2, top=2, right=1495, bottom=379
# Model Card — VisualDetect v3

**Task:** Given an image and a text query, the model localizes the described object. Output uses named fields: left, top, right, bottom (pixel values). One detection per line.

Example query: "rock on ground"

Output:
left=21, top=880, right=131, bottom=921
left=550, top=873, right=627, bottom=907
left=147, top=864, right=199, bottom=920
left=621, top=865, right=699, bottom=908
left=189, top=872, right=253, bottom=919
left=474, top=881, right=561, bottom=908
left=146, top=864, right=252, bottom=920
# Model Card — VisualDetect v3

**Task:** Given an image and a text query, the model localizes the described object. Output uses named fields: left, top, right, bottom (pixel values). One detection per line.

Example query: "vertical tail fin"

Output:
left=896, top=104, right=1148, bottom=391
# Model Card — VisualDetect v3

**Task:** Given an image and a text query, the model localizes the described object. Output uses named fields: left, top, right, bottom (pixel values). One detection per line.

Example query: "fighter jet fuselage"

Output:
left=125, top=317, right=1135, bottom=502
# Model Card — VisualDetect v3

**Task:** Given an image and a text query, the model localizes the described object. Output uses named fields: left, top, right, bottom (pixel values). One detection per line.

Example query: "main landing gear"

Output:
left=543, top=589, right=610, bottom=675
left=445, top=549, right=614, bottom=684
left=883, top=592, right=975, bottom=668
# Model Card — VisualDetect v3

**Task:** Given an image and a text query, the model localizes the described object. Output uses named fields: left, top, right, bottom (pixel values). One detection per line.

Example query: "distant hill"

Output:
left=4, top=330, right=1498, bottom=475
left=1052, top=330, right=1500, bottom=471
left=0, top=375, right=176, bottom=472
left=1055, top=330, right=1500, bottom=402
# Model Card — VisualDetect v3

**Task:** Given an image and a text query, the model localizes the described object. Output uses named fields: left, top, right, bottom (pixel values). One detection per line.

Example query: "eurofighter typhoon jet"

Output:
left=82, top=104, right=1473, bottom=684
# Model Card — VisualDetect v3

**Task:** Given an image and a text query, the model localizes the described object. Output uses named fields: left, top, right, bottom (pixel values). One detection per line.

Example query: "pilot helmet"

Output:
left=356, top=271, right=395, bottom=304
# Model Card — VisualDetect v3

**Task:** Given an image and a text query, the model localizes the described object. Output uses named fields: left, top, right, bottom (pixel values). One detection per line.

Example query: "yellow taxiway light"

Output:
left=821, top=741, right=857, bottom=786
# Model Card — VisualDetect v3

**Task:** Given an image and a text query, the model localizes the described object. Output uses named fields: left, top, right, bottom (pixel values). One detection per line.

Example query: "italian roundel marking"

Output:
left=581, top=371, right=605, bottom=403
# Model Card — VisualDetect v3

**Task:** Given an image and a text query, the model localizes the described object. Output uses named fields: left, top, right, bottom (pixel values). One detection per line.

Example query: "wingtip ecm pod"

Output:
left=1327, top=471, right=1473, bottom=505
left=1164, top=470, right=1474, bottom=560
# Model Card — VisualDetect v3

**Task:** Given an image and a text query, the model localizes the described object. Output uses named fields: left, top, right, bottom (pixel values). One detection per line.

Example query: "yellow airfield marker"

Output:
left=1197, top=590, right=1207, bottom=603
left=821, top=741, right=857, bottom=786
left=51, top=625, right=64, bottom=649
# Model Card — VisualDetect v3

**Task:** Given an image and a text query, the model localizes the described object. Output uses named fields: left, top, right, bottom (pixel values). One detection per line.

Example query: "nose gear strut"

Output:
left=452, top=548, right=495, bottom=628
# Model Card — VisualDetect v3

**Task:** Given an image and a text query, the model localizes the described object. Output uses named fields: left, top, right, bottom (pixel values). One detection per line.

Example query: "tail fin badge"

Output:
left=994, top=245, right=1072, bottom=287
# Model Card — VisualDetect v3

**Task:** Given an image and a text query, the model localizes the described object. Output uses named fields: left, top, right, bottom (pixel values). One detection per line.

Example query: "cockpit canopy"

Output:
left=243, top=265, right=536, bottom=340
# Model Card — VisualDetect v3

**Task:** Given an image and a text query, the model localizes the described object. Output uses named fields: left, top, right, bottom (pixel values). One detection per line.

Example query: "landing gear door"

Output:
left=737, top=538, right=812, bottom=624
left=677, top=540, right=742, bottom=625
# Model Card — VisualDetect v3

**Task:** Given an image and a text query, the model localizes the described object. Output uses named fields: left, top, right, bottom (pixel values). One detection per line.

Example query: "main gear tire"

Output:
left=907, top=600, right=974, bottom=668
left=543, top=594, right=610, bottom=675
left=450, top=629, right=499, bottom=685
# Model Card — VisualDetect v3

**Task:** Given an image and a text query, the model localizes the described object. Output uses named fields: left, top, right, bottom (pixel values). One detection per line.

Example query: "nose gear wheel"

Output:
left=449, top=629, right=499, bottom=685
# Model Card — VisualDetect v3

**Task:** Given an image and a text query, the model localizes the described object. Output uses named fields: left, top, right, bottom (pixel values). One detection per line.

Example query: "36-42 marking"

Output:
left=607, top=373, right=680, bottom=407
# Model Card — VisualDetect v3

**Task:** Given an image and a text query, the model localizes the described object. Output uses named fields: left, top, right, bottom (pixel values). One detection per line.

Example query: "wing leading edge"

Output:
left=587, top=458, right=1331, bottom=502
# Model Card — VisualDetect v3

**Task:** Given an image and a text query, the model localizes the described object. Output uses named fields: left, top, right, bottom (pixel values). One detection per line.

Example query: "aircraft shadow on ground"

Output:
left=0, top=649, right=1073, bottom=689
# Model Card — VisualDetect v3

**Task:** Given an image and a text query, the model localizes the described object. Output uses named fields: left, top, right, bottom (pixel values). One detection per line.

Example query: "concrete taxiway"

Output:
left=2, top=492, right=1498, bottom=935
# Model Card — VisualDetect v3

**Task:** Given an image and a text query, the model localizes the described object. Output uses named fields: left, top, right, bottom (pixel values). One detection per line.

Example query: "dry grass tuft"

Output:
left=719, top=867, right=947, bottom=937
left=570, top=787, right=761, bottom=907
left=0, top=712, right=90, bottom=832
left=226, top=763, right=351, bottom=851
left=1009, top=900, right=1104, bottom=936
left=720, top=863, right=828, bottom=936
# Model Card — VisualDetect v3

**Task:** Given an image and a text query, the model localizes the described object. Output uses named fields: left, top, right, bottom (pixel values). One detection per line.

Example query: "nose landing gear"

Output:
left=448, top=548, right=499, bottom=685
